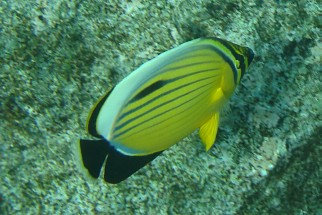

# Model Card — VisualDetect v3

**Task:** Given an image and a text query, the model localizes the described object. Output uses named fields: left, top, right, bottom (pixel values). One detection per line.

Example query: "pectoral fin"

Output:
left=199, top=112, right=220, bottom=151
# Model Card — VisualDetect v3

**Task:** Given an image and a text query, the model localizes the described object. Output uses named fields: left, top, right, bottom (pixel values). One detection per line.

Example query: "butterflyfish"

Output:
left=78, top=37, right=254, bottom=184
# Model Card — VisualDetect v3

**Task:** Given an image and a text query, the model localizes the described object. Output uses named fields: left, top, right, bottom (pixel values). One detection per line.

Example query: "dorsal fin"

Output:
left=86, top=88, right=114, bottom=138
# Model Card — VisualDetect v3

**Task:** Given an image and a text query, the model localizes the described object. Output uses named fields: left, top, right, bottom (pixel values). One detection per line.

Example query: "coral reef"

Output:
left=0, top=0, right=320, bottom=214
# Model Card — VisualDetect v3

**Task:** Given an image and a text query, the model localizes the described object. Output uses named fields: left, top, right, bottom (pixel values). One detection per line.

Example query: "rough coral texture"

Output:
left=0, top=0, right=321, bottom=214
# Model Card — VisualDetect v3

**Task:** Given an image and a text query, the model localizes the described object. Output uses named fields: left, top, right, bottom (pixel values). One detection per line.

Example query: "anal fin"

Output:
left=104, top=149, right=163, bottom=184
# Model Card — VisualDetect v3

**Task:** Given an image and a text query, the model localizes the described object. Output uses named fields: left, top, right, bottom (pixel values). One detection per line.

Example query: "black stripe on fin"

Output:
left=79, top=139, right=110, bottom=178
left=104, top=149, right=163, bottom=184
left=87, top=88, right=114, bottom=138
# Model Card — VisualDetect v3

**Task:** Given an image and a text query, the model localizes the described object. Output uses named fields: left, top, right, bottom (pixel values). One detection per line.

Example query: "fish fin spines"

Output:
left=86, top=88, right=114, bottom=138
left=79, top=139, right=110, bottom=178
left=104, top=149, right=163, bottom=184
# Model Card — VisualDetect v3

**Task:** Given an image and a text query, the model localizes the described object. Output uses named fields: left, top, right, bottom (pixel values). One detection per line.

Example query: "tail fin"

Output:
left=79, top=139, right=109, bottom=178
left=104, top=150, right=162, bottom=184
left=79, top=139, right=163, bottom=183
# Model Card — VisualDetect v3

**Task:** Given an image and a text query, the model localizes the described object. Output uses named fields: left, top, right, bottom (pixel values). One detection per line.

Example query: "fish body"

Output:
left=79, top=37, right=254, bottom=183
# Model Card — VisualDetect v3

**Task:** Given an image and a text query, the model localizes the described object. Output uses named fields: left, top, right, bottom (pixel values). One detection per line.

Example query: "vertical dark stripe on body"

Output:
left=212, top=38, right=246, bottom=79
left=210, top=42, right=239, bottom=84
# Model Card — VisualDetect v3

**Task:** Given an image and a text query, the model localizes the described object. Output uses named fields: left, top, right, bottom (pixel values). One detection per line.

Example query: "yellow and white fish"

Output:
left=79, top=37, right=254, bottom=183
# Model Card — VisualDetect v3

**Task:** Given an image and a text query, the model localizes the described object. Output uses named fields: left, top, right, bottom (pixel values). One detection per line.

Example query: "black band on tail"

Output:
left=104, top=149, right=163, bottom=184
left=79, top=139, right=163, bottom=183
left=79, top=139, right=109, bottom=178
